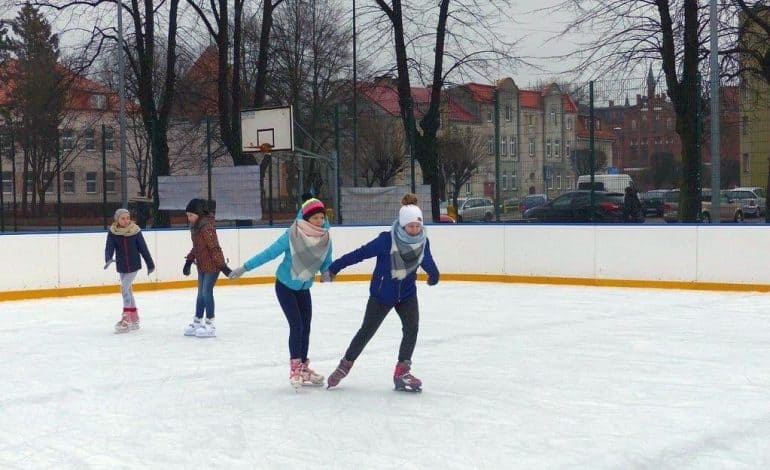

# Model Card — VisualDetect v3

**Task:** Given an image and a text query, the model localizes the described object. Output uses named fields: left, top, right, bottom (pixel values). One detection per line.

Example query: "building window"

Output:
left=547, top=176, right=554, bottom=190
left=556, top=174, right=562, bottom=190
left=86, top=172, right=97, bottom=194
left=566, top=141, right=571, bottom=157
left=666, top=118, right=673, bottom=130
left=90, top=94, right=107, bottom=110
left=63, top=172, right=75, bottom=193
left=505, top=106, right=512, bottom=121
left=632, top=120, right=637, bottom=130
left=550, top=106, right=557, bottom=125
left=1, top=171, right=11, bottom=193
left=528, top=138, right=535, bottom=157
left=546, top=139, right=551, bottom=157
left=465, top=182, right=471, bottom=194
left=655, top=113, right=661, bottom=121
left=527, top=114, right=534, bottom=133
left=104, top=126, right=115, bottom=151
left=642, top=113, right=647, bottom=122
left=555, top=139, right=560, bottom=157
left=486, top=110, right=493, bottom=122
left=487, top=136, right=494, bottom=155
left=62, top=129, right=74, bottom=150
left=510, top=137, right=516, bottom=156
left=511, top=171, right=517, bottom=190
left=0, top=132, right=11, bottom=155
left=105, top=172, right=116, bottom=193
left=500, top=136, right=507, bottom=156
left=743, top=153, right=750, bottom=173
left=85, top=128, right=95, bottom=151
left=25, top=174, right=33, bottom=195
left=502, top=170, right=508, bottom=190
left=566, top=117, right=572, bottom=130
left=595, top=118, right=601, bottom=130
left=743, top=116, right=749, bottom=136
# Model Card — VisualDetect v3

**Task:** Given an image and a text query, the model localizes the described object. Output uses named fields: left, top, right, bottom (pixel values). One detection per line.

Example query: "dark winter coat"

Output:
left=105, top=222, right=155, bottom=274
left=328, top=231, right=439, bottom=306
left=186, top=214, right=226, bottom=273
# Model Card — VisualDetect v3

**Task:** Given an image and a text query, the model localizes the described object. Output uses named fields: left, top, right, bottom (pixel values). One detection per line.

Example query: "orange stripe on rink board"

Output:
left=1, top=274, right=769, bottom=302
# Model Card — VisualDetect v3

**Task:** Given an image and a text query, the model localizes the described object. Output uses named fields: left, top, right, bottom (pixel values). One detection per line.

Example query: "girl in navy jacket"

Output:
left=325, top=193, right=439, bottom=392
left=105, top=208, right=155, bottom=333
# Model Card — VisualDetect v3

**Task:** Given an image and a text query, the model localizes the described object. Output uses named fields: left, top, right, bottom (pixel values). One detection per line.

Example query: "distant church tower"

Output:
left=647, top=65, right=656, bottom=101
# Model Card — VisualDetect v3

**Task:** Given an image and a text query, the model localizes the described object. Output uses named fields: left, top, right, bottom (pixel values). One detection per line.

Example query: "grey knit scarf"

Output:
left=390, top=220, right=425, bottom=280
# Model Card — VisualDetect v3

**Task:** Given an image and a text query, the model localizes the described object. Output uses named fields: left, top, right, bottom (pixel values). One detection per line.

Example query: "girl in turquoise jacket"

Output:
left=229, top=198, right=332, bottom=389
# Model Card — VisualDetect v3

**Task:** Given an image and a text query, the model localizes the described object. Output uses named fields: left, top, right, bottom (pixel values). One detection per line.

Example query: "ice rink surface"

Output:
left=3, top=281, right=770, bottom=469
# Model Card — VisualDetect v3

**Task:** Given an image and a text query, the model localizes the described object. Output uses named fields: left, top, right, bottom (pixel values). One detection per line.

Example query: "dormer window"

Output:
left=91, top=94, right=107, bottom=110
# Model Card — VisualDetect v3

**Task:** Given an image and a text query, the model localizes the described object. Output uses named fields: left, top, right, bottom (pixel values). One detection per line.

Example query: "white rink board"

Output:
left=4, top=224, right=770, bottom=292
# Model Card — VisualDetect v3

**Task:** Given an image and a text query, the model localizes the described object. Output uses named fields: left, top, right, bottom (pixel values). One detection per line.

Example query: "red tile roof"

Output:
left=519, top=90, right=540, bottom=109
left=360, top=84, right=476, bottom=123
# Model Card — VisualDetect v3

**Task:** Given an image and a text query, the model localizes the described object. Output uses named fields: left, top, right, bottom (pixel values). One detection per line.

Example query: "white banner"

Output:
left=158, top=166, right=262, bottom=220
left=340, top=185, right=432, bottom=225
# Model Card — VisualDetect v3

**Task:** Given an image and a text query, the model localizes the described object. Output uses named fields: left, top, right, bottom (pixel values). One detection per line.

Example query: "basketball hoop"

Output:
left=259, top=142, right=273, bottom=154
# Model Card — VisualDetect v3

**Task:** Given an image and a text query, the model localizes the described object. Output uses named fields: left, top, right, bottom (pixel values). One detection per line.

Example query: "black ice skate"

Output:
left=393, top=360, right=422, bottom=393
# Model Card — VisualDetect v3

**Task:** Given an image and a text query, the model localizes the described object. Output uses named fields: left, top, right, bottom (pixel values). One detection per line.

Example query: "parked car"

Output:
left=724, top=187, right=766, bottom=218
left=640, top=190, right=670, bottom=217
left=700, top=192, right=744, bottom=223
left=454, top=197, right=495, bottom=222
left=523, top=190, right=625, bottom=222
left=663, top=189, right=681, bottom=222
left=503, top=198, right=520, bottom=214
left=520, top=194, right=549, bottom=214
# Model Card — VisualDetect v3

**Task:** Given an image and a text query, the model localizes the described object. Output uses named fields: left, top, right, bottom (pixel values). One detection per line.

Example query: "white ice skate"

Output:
left=195, top=319, right=216, bottom=338
left=184, top=318, right=202, bottom=336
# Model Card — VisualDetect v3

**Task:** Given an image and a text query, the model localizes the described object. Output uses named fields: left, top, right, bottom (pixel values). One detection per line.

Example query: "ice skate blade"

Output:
left=394, top=386, right=422, bottom=393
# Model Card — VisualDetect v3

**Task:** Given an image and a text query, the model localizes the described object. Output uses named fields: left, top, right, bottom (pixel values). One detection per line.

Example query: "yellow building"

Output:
left=739, top=7, right=770, bottom=187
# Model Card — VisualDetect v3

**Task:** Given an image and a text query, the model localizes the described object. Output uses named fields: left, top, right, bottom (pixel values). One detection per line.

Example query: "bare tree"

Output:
left=33, top=0, right=182, bottom=227
left=368, top=0, right=518, bottom=221
left=551, top=0, right=710, bottom=222
left=570, top=148, right=608, bottom=176
left=437, top=127, right=486, bottom=209
left=269, top=0, right=351, bottom=194
left=356, top=115, right=406, bottom=187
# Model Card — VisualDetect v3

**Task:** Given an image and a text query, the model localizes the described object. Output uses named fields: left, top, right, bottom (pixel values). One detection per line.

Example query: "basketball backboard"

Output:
left=240, top=105, right=295, bottom=153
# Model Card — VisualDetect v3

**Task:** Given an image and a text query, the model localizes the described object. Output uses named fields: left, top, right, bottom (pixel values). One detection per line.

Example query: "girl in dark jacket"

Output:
left=105, top=208, right=155, bottom=333
left=325, top=193, right=439, bottom=392
left=182, top=198, right=232, bottom=338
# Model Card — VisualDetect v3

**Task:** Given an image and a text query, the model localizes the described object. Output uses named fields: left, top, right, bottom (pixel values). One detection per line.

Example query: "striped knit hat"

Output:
left=301, top=198, right=325, bottom=221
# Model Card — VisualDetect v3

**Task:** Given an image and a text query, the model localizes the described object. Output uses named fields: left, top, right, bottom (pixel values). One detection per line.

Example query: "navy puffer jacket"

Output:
left=105, top=222, right=155, bottom=274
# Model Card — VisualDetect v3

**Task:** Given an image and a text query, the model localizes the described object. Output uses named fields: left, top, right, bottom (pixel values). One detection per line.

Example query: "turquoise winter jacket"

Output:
left=243, top=216, right=332, bottom=291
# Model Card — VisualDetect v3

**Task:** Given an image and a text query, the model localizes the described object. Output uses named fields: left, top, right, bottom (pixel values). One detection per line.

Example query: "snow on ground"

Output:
left=2, top=281, right=770, bottom=469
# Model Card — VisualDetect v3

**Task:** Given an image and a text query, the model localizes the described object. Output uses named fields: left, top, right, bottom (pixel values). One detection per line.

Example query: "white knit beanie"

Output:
left=114, top=208, right=130, bottom=221
left=398, top=204, right=423, bottom=227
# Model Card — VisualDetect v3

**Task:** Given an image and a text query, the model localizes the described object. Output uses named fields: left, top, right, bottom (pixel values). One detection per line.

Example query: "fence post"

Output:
left=494, top=87, right=501, bottom=222
left=589, top=81, right=595, bottom=222
left=102, top=123, right=108, bottom=229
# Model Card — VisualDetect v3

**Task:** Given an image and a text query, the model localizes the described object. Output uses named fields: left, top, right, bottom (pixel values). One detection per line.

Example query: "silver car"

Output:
left=724, top=187, right=766, bottom=217
left=455, top=197, right=495, bottom=222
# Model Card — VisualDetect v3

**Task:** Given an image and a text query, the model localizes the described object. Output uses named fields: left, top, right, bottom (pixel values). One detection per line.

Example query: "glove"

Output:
left=104, top=259, right=114, bottom=270
left=427, top=276, right=438, bottom=286
left=183, top=259, right=193, bottom=276
left=147, top=267, right=155, bottom=276
left=228, top=265, right=246, bottom=279
left=221, top=265, right=232, bottom=277
left=321, top=271, right=334, bottom=283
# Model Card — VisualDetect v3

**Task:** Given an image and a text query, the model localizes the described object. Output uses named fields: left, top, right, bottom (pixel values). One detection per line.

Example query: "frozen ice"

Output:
left=2, top=281, right=770, bottom=469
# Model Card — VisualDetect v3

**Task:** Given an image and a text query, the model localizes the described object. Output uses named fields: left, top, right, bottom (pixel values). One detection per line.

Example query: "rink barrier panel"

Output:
left=2, top=224, right=769, bottom=301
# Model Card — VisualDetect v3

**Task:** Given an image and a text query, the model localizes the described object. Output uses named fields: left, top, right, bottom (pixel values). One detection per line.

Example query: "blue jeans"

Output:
left=275, top=281, right=312, bottom=360
left=195, top=271, right=218, bottom=319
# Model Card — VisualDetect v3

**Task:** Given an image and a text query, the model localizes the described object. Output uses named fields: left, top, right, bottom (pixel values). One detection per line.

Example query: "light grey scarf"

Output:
left=289, top=219, right=330, bottom=281
left=390, top=220, right=426, bottom=280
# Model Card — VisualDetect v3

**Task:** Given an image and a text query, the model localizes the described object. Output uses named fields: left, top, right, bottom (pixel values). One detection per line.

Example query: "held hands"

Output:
left=183, top=259, right=193, bottom=276
left=221, top=265, right=232, bottom=277
left=228, top=265, right=246, bottom=279
left=320, top=271, right=335, bottom=283
left=427, top=276, right=438, bottom=286
left=104, top=259, right=114, bottom=270
left=147, top=267, right=155, bottom=276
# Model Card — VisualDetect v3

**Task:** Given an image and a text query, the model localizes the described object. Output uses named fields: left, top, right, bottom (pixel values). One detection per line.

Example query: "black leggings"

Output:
left=344, top=295, right=419, bottom=363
